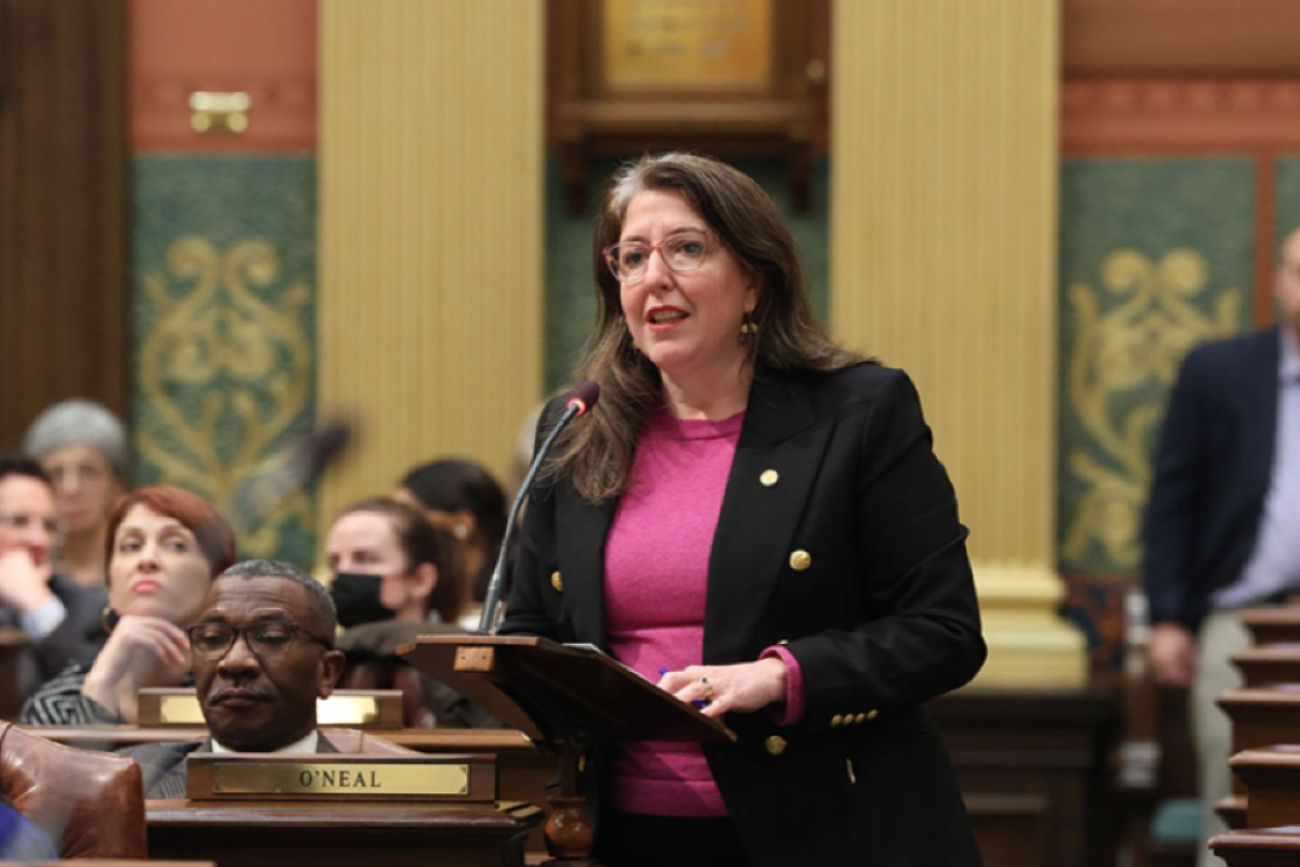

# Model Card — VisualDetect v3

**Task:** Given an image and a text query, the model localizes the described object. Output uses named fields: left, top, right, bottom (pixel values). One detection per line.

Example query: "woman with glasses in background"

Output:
left=500, top=153, right=986, bottom=866
left=21, top=486, right=236, bottom=726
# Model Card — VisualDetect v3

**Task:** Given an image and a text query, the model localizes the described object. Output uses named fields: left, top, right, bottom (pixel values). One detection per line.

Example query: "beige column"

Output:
left=317, top=1, right=543, bottom=539
left=831, top=0, right=1085, bottom=686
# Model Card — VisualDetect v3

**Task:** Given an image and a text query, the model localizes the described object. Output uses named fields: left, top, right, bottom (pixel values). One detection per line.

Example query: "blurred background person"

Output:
left=23, top=399, right=129, bottom=589
left=393, top=458, right=508, bottom=629
left=0, top=457, right=106, bottom=693
left=22, top=485, right=237, bottom=726
left=325, top=496, right=496, bottom=727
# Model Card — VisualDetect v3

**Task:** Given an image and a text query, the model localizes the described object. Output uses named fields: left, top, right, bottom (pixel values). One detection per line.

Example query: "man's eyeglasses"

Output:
left=603, top=231, right=712, bottom=283
left=186, top=619, right=333, bottom=660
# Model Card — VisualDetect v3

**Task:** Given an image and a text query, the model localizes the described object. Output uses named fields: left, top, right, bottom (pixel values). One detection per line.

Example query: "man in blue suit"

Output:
left=1144, top=227, right=1300, bottom=865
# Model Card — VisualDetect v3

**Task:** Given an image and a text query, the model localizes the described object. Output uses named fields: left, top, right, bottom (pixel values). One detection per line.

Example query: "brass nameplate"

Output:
left=212, top=761, right=469, bottom=797
left=159, top=694, right=205, bottom=724
left=315, top=695, right=378, bottom=726
left=142, top=688, right=401, bottom=728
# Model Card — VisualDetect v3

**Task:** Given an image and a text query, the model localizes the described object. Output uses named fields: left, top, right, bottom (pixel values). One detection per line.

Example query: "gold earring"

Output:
left=740, top=312, right=760, bottom=337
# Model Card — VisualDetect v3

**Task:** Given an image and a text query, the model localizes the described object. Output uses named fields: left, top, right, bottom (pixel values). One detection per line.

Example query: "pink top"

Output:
left=603, top=408, right=805, bottom=817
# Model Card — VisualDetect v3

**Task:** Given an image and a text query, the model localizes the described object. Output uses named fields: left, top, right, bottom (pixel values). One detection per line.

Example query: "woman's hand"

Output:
left=81, top=614, right=191, bottom=721
left=659, top=658, right=788, bottom=719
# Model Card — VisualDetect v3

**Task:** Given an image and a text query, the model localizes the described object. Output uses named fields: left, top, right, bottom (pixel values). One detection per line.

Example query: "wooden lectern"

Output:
left=403, top=635, right=735, bottom=865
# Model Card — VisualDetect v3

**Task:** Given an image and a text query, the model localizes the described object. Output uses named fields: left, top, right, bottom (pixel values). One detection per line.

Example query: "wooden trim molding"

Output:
left=1063, top=79, right=1300, bottom=154
left=132, top=73, right=316, bottom=152
left=128, top=0, right=317, bottom=153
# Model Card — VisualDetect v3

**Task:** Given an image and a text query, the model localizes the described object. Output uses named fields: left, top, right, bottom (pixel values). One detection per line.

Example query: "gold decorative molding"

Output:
left=1063, top=249, right=1242, bottom=569
left=137, top=236, right=312, bottom=557
left=318, top=0, right=544, bottom=540
left=1063, top=79, right=1300, bottom=152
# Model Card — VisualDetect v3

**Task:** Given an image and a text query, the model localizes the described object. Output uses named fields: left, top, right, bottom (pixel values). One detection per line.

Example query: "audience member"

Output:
left=0, top=457, right=106, bottom=690
left=23, top=399, right=129, bottom=588
left=326, top=497, right=497, bottom=727
left=127, top=558, right=347, bottom=798
left=22, top=486, right=236, bottom=725
left=393, top=458, right=507, bottom=623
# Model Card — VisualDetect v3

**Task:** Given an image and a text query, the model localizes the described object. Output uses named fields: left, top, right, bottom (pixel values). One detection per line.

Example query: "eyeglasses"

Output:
left=603, top=231, right=712, bottom=283
left=0, top=513, right=63, bottom=537
left=186, top=619, right=333, bottom=660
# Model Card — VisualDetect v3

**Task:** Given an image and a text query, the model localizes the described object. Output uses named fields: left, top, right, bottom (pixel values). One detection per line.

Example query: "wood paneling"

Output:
left=1065, top=0, right=1300, bottom=77
left=130, top=0, right=317, bottom=152
left=1062, top=80, right=1300, bottom=154
left=0, top=0, right=129, bottom=450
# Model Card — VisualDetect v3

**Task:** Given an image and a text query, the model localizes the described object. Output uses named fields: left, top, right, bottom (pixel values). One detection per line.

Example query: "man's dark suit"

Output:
left=126, top=732, right=339, bottom=799
left=1143, top=328, right=1280, bottom=628
left=502, top=363, right=986, bottom=866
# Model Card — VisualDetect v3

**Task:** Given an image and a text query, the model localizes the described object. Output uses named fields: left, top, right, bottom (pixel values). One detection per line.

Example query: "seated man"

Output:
left=127, top=558, right=346, bottom=798
left=0, top=457, right=106, bottom=690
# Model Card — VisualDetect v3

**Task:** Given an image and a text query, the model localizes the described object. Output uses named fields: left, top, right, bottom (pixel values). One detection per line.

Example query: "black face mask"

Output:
left=330, top=573, right=398, bottom=628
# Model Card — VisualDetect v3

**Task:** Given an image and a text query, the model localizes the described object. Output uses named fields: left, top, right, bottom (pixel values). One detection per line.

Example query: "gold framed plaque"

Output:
left=548, top=0, right=827, bottom=212
left=601, top=0, right=773, bottom=92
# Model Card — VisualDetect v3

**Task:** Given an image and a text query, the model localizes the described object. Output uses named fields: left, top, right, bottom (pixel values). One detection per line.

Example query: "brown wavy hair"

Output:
left=104, top=486, right=238, bottom=582
left=549, top=152, right=863, bottom=503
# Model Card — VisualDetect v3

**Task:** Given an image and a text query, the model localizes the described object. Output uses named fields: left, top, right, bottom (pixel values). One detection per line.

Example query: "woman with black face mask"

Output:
left=324, top=497, right=497, bottom=728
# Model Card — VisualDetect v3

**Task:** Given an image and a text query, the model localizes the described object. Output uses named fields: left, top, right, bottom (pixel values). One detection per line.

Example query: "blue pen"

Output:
left=660, top=667, right=709, bottom=709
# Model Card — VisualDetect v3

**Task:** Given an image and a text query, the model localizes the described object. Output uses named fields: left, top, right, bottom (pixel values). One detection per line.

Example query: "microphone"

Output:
left=477, top=380, right=600, bottom=634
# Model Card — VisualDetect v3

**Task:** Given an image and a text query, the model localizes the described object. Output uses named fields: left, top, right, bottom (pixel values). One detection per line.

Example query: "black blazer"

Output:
left=1143, top=329, right=1280, bottom=629
left=502, top=363, right=986, bottom=866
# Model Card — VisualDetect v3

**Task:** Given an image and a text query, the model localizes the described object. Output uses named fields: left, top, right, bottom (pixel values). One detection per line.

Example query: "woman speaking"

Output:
left=501, top=153, right=986, bottom=866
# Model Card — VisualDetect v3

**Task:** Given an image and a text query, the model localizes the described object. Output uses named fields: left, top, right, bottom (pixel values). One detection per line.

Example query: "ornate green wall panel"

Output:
left=132, top=155, right=317, bottom=567
left=1275, top=158, right=1300, bottom=255
left=544, top=157, right=829, bottom=391
left=1057, top=159, right=1254, bottom=576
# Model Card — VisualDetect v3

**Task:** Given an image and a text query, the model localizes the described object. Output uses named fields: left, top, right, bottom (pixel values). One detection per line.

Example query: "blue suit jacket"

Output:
left=1143, top=328, right=1280, bottom=628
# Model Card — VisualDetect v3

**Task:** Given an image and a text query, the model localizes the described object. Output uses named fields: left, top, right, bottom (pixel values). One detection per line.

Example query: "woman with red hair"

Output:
left=21, top=486, right=236, bottom=725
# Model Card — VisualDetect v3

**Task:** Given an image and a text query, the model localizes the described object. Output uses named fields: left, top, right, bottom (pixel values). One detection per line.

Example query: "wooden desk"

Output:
left=1241, top=608, right=1300, bottom=646
left=0, top=863, right=211, bottom=866
left=25, top=726, right=556, bottom=851
left=1210, top=826, right=1300, bottom=866
left=147, top=800, right=541, bottom=867
left=1218, top=685, right=1300, bottom=795
left=1229, top=746, right=1300, bottom=829
left=20, top=727, right=553, bottom=804
left=931, top=686, right=1121, bottom=867
left=0, top=628, right=29, bottom=719
left=1232, top=645, right=1300, bottom=688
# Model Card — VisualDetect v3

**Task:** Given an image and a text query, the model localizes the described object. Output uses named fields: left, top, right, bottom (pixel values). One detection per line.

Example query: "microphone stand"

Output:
left=476, top=399, right=585, bottom=634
